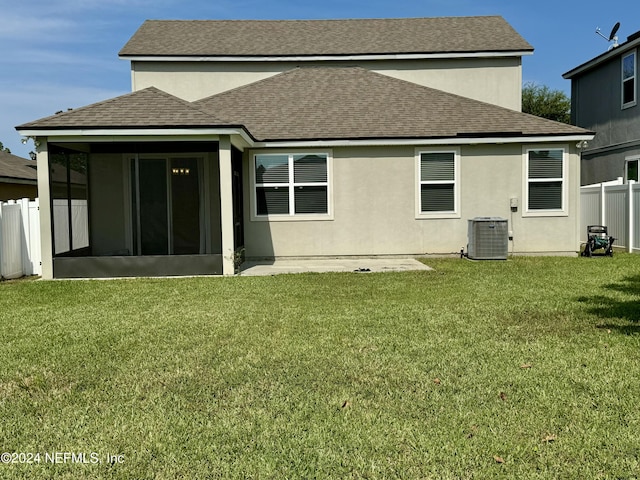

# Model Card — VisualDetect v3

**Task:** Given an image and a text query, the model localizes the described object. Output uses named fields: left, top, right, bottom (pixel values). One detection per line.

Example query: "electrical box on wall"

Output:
left=510, top=197, right=518, bottom=211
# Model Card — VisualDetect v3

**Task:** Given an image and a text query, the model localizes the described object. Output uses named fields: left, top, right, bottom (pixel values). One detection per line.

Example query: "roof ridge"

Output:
left=193, top=68, right=307, bottom=105
left=140, top=15, right=505, bottom=23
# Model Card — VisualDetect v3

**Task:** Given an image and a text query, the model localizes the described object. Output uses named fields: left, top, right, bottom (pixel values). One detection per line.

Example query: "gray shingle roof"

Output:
left=0, top=151, right=37, bottom=182
left=17, top=87, right=228, bottom=129
left=17, top=67, right=591, bottom=142
left=119, top=17, right=533, bottom=57
left=194, top=67, right=592, bottom=141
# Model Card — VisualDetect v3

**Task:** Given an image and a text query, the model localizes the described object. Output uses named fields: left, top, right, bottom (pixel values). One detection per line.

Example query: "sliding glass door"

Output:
left=130, top=156, right=202, bottom=255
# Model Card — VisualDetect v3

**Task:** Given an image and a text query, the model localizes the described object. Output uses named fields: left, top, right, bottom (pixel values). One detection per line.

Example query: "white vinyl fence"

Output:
left=580, top=181, right=640, bottom=252
left=0, top=198, right=41, bottom=279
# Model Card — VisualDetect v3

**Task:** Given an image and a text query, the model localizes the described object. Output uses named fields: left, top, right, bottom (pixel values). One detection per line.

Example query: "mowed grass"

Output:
left=1, top=255, right=640, bottom=479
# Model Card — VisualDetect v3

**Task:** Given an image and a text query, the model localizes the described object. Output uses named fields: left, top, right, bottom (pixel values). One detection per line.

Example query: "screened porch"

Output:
left=47, top=141, right=243, bottom=278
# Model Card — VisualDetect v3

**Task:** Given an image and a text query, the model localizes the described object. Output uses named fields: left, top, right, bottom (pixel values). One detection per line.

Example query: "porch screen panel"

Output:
left=171, top=157, right=200, bottom=255
left=69, top=153, right=89, bottom=251
left=138, top=159, right=168, bottom=255
left=50, top=153, right=70, bottom=255
left=49, top=149, right=89, bottom=256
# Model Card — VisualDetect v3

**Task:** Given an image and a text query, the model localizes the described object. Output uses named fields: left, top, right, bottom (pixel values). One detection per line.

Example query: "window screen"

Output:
left=527, top=149, right=563, bottom=211
left=623, top=52, right=636, bottom=106
left=255, top=153, right=328, bottom=216
left=420, top=152, right=455, bottom=213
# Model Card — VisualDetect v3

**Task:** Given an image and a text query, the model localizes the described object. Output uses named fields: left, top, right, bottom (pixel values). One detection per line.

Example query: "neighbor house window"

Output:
left=622, top=51, right=636, bottom=108
left=254, top=153, right=329, bottom=217
left=525, top=148, right=566, bottom=214
left=417, top=149, right=459, bottom=216
left=626, top=158, right=639, bottom=182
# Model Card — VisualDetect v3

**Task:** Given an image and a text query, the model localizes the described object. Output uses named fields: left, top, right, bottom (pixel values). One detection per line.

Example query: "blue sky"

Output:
left=1, top=0, right=637, bottom=157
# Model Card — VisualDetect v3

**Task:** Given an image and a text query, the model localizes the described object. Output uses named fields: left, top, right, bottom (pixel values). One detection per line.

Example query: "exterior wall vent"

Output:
left=467, top=217, right=508, bottom=260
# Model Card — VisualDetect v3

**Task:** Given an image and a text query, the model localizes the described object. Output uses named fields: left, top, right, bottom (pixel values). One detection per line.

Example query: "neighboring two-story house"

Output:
left=564, top=30, right=640, bottom=185
left=16, top=16, right=593, bottom=279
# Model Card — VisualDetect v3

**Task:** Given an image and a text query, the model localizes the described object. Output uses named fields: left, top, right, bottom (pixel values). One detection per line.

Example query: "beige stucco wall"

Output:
left=130, top=57, right=523, bottom=110
left=242, top=143, right=580, bottom=258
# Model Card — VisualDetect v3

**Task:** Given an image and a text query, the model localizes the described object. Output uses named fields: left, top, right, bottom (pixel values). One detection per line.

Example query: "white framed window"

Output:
left=622, top=51, right=636, bottom=108
left=416, top=148, right=460, bottom=218
left=252, top=152, right=332, bottom=220
left=625, top=156, right=639, bottom=182
left=524, top=146, right=568, bottom=216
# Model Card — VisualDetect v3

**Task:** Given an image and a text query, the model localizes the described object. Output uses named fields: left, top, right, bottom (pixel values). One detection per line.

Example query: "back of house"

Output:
left=17, top=16, right=593, bottom=279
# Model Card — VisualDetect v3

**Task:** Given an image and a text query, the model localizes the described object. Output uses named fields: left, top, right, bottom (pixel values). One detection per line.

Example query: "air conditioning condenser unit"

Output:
left=467, top=217, right=508, bottom=260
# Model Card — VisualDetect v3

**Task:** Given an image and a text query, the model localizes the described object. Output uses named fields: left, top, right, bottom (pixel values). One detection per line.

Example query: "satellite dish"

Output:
left=596, top=22, right=621, bottom=49
left=609, top=22, right=621, bottom=41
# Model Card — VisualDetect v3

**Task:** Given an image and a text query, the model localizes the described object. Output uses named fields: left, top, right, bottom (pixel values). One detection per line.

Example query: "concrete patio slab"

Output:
left=239, top=258, right=431, bottom=276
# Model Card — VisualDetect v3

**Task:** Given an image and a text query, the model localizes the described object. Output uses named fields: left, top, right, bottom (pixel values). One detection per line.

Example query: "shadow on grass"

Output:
left=577, top=274, right=640, bottom=334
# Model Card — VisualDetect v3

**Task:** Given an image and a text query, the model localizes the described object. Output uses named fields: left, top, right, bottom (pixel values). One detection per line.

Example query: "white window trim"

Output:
left=625, top=155, right=640, bottom=182
left=523, top=145, right=568, bottom=217
left=415, top=147, right=461, bottom=219
left=622, top=50, right=637, bottom=109
left=250, top=150, right=333, bottom=222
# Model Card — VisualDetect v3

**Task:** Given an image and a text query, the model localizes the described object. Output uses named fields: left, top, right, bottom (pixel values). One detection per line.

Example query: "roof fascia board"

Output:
left=563, top=37, right=640, bottom=79
left=17, top=128, right=254, bottom=146
left=121, top=51, right=533, bottom=62
left=17, top=130, right=593, bottom=149
left=251, top=134, right=594, bottom=148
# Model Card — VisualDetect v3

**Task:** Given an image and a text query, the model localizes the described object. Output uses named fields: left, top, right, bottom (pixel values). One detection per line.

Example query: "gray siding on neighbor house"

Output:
left=582, top=146, right=640, bottom=185
left=570, top=46, right=640, bottom=184
left=572, top=52, right=640, bottom=150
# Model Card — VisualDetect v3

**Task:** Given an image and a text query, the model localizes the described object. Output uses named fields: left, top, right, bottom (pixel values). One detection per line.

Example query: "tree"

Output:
left=0, top=141, right=11, bottom=154
left=522, top=82, right=571, bottom=124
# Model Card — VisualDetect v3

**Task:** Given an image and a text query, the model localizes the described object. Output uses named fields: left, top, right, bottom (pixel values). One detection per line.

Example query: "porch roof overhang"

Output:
left=17, top=129, right=594, bottom=151
left=16, top=128, right=255, bottom=151
left=15, top=86, right=255, bottom=151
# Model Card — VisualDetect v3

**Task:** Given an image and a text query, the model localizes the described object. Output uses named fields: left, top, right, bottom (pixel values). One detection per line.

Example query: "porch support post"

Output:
left=36, top=138, right=53, bottom=279
left=219, top=136, right=235, bottom=275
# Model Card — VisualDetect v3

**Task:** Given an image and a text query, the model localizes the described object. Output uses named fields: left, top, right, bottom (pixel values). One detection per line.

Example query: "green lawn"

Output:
left=1, top=255, right=639, bottom=479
